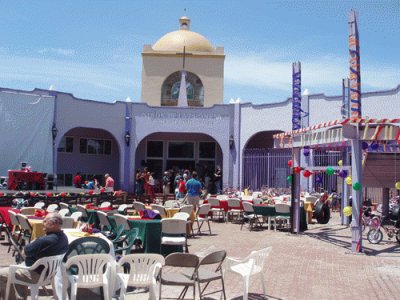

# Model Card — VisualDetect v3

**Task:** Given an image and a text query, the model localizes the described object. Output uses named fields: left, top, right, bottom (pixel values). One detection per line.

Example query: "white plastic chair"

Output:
left=34, top=201, right=45, bottom=209
left=275, top=203, right=291, bottom=229
left=173, top=212, right=190, bottom=221
left=63, top=253, right=116, bottom=300
left=132, top=201, right=145, bottom=213
left=161, top=218, right=189, bottom=253
left=47, top=203, right=59, bottom=213
left=208, top=198, right=225, bottom=221
left=59, top=202, right=70, bottom=210
left=117, top=253, right=165, bottom=300
left=224, top=247, right=272, bottom=300
left=193, top=204, right=212, bottom=235
left=62, top=216, right=75, bottom=228
left=114, top=213, right=130, bottom=230
left=117, top=204, right=128, bottom=215
left=179, top=205, right=194, bottom=215
left=20, top=207, right=36, bottom=215
left=6, top=254, right=64, bottom=300
left=59, top=208, right=70, bottom=217
left=226, top=198, right=242, bottom=223
left=151, top=204, right=167, bottom=217
left=100, top=201, right=111, bottom=208
left=164, top=200, right=177, bottom=208
left=76, top=205, right=89, bottom=220
left=70, top=211, right=82, bottom=222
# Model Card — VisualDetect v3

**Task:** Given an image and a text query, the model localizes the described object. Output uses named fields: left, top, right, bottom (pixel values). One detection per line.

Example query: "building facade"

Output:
left=0, top=16, right=399, bottom=192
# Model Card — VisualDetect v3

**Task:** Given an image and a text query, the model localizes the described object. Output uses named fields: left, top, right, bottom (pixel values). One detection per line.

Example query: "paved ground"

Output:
left=1, top=211, right=400, bottom=300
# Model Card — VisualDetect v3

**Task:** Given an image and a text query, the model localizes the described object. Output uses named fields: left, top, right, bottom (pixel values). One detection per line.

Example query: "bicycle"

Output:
left=367, top=206, right=400, bottom=244
left=361, top=206, right=380, bottom=233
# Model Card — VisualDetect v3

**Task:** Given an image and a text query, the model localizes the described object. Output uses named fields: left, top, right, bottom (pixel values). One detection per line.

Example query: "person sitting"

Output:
left=0, top=212, right=69, bottom=300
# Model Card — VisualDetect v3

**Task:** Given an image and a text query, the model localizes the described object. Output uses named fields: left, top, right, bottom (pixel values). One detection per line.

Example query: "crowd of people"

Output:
left=134, top=165, right=223, bottom=204
left=72, top=172, right=115, bottom=192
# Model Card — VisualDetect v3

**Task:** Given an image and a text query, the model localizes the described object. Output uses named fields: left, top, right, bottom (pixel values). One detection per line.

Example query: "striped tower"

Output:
left=348, top=10, right=361, bottom=117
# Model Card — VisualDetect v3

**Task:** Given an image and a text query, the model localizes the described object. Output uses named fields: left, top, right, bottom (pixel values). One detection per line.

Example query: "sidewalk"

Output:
left=1, top=212, right=399, bottom=299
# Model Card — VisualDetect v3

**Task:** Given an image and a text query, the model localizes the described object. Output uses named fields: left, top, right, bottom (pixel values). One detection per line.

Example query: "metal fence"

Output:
left=242, top=148, right=291, bottom=190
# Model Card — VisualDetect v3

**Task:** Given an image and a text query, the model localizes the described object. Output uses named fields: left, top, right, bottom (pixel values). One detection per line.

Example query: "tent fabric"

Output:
left=0, top=91, right=55, bottom=177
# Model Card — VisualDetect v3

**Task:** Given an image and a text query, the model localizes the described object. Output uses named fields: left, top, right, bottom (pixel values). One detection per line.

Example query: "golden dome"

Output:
left=152, top=16, right=214, bottom=52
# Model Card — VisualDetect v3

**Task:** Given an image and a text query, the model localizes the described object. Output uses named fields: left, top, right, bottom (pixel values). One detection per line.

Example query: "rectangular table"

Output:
left=253, top=205, right=308, bottom=231
left=8, top=170, right=45, bottom=190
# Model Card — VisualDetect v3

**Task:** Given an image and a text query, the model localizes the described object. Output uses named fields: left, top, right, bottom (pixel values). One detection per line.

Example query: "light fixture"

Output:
left=229, top=135, right=234, bottom=149
left=51, top=124, right=58, bottom=140
left=125, top=131, right=131, bottom=146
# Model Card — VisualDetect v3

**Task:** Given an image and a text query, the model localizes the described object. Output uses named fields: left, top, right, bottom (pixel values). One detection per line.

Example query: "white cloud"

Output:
left=0, top=53, right=140, bottom=100
left=225, top=52, right=400, bottom=97
left=38, top=48, right=76, bottom=57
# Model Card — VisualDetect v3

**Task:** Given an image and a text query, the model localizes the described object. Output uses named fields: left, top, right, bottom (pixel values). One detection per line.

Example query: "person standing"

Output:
left=104, top=173, right=115, bottom=192
left=135, top=169, right=145, bottom=202
left=0, top=213, right=68, bottom=300
left=185, top=171, right=202, bottom=210
left=72, top=172, right=82, bottom=188
left=214, top=165, right=222, bottom=194
left=162, top=171, right=171, bottom=205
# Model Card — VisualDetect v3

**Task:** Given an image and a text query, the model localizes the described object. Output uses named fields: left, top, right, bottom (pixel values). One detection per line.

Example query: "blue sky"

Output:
left=0, top=0, right=398, bottom=104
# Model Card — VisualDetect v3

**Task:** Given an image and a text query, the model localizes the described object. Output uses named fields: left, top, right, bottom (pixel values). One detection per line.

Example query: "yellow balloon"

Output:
left=396, top=181, right=400, bottom=190
left=345, top=176, right=352, bottom=185
left=343, top=206, right=352, bottom=217
left=338, top=160, right=343, bottom=166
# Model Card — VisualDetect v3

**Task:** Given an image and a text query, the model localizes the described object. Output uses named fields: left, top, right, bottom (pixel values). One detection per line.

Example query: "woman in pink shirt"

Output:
left=104, top=173, right=114, bottom=192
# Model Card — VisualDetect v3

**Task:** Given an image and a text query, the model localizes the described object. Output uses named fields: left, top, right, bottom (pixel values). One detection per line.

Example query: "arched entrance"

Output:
left=56, top=127, right=120, bottom=188
left=135, top=132, right=222, bottom=192
left=242, top=130, right=290, bottom=190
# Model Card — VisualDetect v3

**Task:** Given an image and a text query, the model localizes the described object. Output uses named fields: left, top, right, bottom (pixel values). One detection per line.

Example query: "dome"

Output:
left=152, top=16, right=214, bottom=52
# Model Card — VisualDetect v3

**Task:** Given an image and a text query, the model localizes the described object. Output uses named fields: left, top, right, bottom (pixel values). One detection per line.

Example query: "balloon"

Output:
left=345, top=176, right=352, bottom=185
left=287, top=175, right=292, bottom=183
left=326, top=167, right=335, bottom=175
left=353, top=182, right=361, bottom=191
left=303, top=147, right=310, bottom=157
left=46, top=192, right=53, bottom=197
left=88, top=190, right=94, bottom=195
left=343, top=206, right=352, bottom=217
left=303, top=170, right=312, bottom=178
left=371, top=142, right=379, bottom=150
left=339, top=170, right=348, bottom=178
left=294, top=167, right=301, bottom=174
left=361, top=142, right=369, bottom=150
left=288, top=160, right=293, bottom=167
left=100, top=188, right=105, bottom=193
left=338, top=160, right=343, bottom=166
left=315, top=175, right=323, bottom=184
left=395, top=181, right=400, bottom=190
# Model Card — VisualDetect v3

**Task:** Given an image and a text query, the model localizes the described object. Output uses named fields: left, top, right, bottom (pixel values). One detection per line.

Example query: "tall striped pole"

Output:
left=348, top=10, right=361, bottom=118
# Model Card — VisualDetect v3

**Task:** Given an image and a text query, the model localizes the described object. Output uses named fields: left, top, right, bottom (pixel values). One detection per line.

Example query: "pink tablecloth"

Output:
left=203, top=199, right=253, bottom=212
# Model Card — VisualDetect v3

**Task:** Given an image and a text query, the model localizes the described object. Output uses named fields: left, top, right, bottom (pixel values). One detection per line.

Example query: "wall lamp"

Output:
left=51, top=124, right=58, bottom=140
left=125, top=131, right=131, bottom=146
left=229, top=135, right=234, bottom=149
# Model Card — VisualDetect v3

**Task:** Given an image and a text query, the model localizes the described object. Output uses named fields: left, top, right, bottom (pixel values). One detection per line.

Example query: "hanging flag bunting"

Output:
left=292, top=62, right=301, bottom=130
left=348, top=10, right=361, bottom=118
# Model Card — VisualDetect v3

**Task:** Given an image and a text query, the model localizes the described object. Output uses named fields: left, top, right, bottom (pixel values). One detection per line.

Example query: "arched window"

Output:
left=161, top=71, right=204, bottom=107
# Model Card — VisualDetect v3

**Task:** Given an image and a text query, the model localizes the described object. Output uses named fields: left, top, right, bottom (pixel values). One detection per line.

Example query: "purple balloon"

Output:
left=361, top=142, right=369, bottom=150
left=303, top=147, right=310, bottom=157
left=339, top=170, right=347, bottom=178
left=371, top=142, right=379, bottom=150
left=315, top=175, right=323, bottom=184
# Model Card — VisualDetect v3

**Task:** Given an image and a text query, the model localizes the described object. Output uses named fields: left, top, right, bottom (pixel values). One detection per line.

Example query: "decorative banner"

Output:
left=292, top=62, right=301, bottom=130
left=348, top=10, right=361, bottom=117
